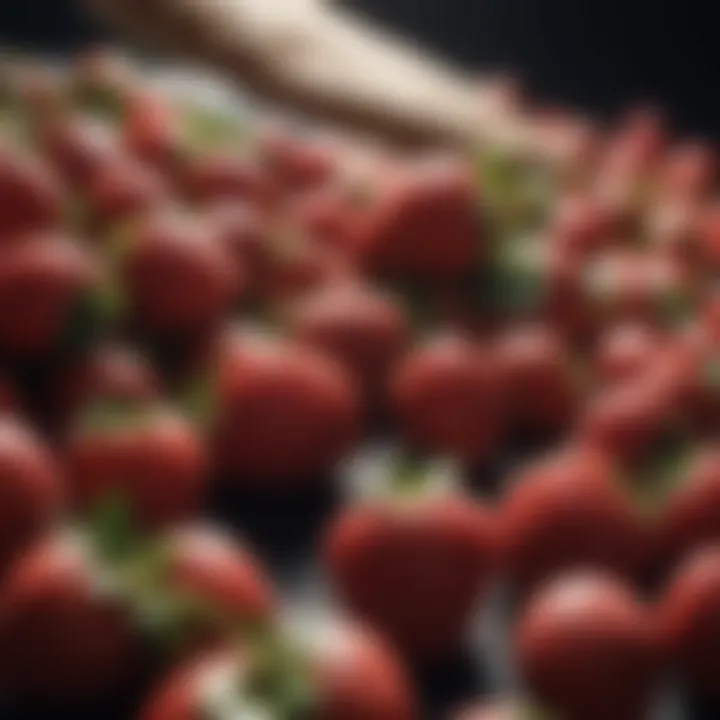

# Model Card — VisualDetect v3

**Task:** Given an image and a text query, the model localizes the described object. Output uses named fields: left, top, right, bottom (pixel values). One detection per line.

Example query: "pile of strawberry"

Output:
left=1, top=49, right=719, bottom=720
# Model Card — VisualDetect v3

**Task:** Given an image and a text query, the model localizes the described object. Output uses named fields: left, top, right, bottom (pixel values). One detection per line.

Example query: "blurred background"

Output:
left=1, top=0, right=720, bottom=137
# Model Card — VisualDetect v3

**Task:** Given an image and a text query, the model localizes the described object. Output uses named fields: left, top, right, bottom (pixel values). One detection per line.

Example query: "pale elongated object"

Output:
left=90, top=0, right=581, bottom=162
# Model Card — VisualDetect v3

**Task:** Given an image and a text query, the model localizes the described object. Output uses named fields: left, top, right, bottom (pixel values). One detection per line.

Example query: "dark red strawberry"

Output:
left=579, top=354, right=685, bottom=465
left=501, top=446, right=648, bottom=593
left=162, top=524, right=276, bottom=636
left=182, top=152, right=275, bottom=209
left=211, top=328, right=361, bottom=485
left=656, top=449, right=720, bottom=573
left=324, top=460, right=498, bottom=662
left=391, top=332, right=504, bottom=466
left=0, top=532, right=142, bottom=705
left=657, top=140, right=716, bottom=201
left=0, top=145, right=63, bottom=241
left=207, top=202, right=265, bottom=302
left=658, top=546, right=720, bottom=696
left=119, top=209, right=238, bottom=338
left=517, top=571, right=659, bottom=720
left=139, top=618, right=416, bottom=720
left=349, top=155, right=482, bottom=280
left=0, top=232, right=101, bottom=357
left=289, top=281, right=410, bottom=412
left=65, top=403, right=207, bottom=531
left=258, top=126, right=337, bottom=194
left=548, top=191, right=613, bottom=258
left=594, top=322, right=665, bottom=387
left=41, top=113, right=120, bottom=190
left=496, top=323, right=580, bottom=438
left=0, top=416, right=62, bottom=578
left=47, top=343, right=161, bottom=431
left=86, top=156, right=168, bottom=230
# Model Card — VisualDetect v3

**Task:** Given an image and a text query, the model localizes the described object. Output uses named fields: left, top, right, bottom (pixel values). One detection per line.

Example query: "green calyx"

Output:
left=201, top=624, right=317, bottom=720
left=178, top=102, right=249, bottom=155
left=176, top=372, right=218, bottom=433
left=485, top=235, right=548, bottom=317
left=626, top=432, right=694, bottom=515
left=477, top=149, right=554, bottom=237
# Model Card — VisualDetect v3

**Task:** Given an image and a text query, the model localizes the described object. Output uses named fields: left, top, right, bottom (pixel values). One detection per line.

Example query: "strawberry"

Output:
left=65, top=403, right=207, bottom=531
left=140, top=618, right=416, bottom=720
left=41, top=113, right=120, bottom=190
left=86, top=156, right=168, bottom=231
left=118, top=209, right=238, bottom=338
left=47, top=343, right=161, bottom=432
left=516, top=571, right=659, bottom=720
left=0, top=232, right=101, bottom=358
left=391, top=332, right=504, bottom=466
left=594, top=322, right=665, bottom=387
left=496, top=323, right=580, bottom=438
left=324, top=458, right=499, bottom=662
left=209, top=328, right=361, bottom=485
left=0, top=532, right=142, bottom=705
left=658, top=546, right=720, bottom=696
left=349, top=155, right=483, bottom=281
left=288, top=281, right=410, bottom=413
left=656, top=449, right=720, bottom=572
left=501, top=446, right=648, bottom=593
left=0, top=145, right=63, bottom=242
left=0, top=416, right=62, bottom=578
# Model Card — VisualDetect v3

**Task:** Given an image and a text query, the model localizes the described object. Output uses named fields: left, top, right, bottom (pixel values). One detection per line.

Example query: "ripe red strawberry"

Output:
left=548, top=191, right=613, bottom=258
left=0, top=232, right=101, bottom=358
left=207, top=202, right=265, bottom=302
left=670, top=326, right=720, bottom=435
left=0, top=532, right=142, bottom=705
left=594, top=322, right=665, bottom=387
left=657, top=140, right=716, bottom=201
left=349, top=155, right=482, bottom=280
left=65, top=403, right=207, bottom=531
left=516, top=571, right=659, bottom=720
left=0, top=416, right=62, bottom=578
left=211, top=328, right=361, bottom=485
left=324, top=460, right=499, bottom=662
left=579, top=358, right=683, bottom=465
left=182, top=152, right=275, bottom=209
left=119, top=209, right=238, bottom=338
left=123, top=92, right=180, bottom=169
left=263, top=228, right=356, bottom=303
left=501, top=446, right=648, bottom=593
left=658, top=546, right=720, bottom=696
left=258, top=126, right=337, bottom=194
left=645, top=199, right=701, bottom=266
left=86, top=156, right=168, bottom=230
left=139, top=619, right=416, bottom=720
left=496, top=324, right=580, bottom=438
left=41, top=114, right=120, bottom=190
left=47, top=343, right=161, bottom=431
left=288, top=182, right=360, bottom=250
left=0, top=145, right=63, bottom=242
left=289, top=281, right=410, bottom=412
left=162, top=524, right=276, bottom=636
left=656, top=449, right=720, bottom=573
left=391, top=332, right=504, bottom=466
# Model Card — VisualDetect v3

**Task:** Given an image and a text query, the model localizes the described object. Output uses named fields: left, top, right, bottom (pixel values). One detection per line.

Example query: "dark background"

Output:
left=1, top=0, right=720, bottom=138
